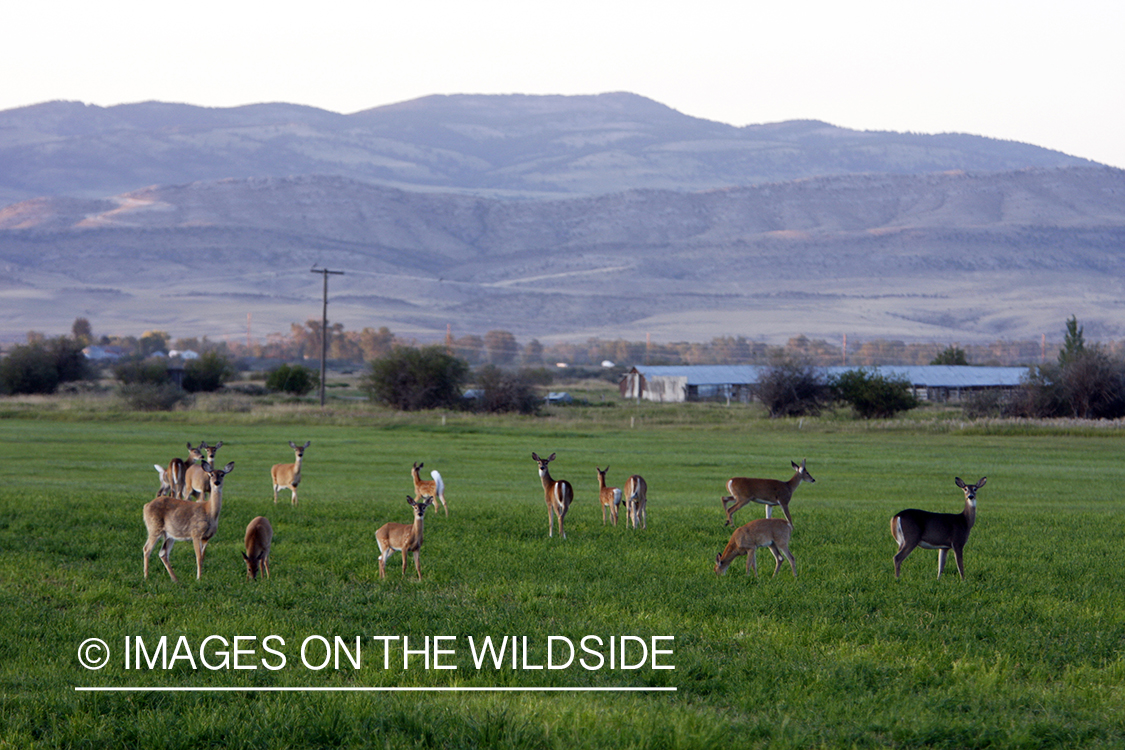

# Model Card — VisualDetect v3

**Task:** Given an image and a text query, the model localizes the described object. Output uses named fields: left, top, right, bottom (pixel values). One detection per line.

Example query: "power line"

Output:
left=310, top=267, right=345, bottom=407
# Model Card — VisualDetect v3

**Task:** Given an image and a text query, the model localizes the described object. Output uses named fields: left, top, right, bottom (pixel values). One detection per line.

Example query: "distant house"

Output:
left=82, top=345, right=127, bottom=361
left=619, top=365, right=1028, bottom=404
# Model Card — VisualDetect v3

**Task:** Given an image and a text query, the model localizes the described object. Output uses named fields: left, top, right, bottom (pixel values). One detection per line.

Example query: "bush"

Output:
left=266, top=364, right=319, bottom=396
left=362, top=346, right=470, bottom=411
left=830, top=368, right=918, bottom=419
left=114, top=358, right=171, bottom=386
left=473, top=365, right=541, bottom=414
left=119, top=383, right=191, bottom=411
left=754, top=360, right=831, bottom=418
left=1014, top=351, right=1125, bottom=419
left=0, top=338, right=88, bottom=395
left=182, top=351, right=236, bottom=393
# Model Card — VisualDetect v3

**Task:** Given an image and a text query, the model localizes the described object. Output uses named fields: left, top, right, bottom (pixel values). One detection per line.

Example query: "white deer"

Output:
left=272, top=440, right=310, bottom=506
left=890, top=477, right=987, bottom=580
left=142, top=461, right=235, bottom=582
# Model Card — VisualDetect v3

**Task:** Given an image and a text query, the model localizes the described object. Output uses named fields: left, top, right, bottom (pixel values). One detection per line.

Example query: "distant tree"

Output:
left=451, top=335, right=484, bottom=365
left=483, top=330, right=519, bottom=365
left=1059, top=315, right=1086, bottom=366
left=71, top=318, right=93, bottom=347
left=521, top=339, right=544, bottom=366
left=473, top=365, right=541, bottom=414
left=114, top=357, right=171, bottom=386
left=266, top=363, right=319, bottom=396
left=0, top=337, right=89, bottom=395
left=182, top=351, right=236, bottom=392
left=931, top=346, right=969, bottom=366
left=830, top=368, right=918, bottom=419
left=138, top=330, right=171, bottom=357
left=755, top=359, right=831, bottom=418
left=363, top=346, right=470, bottom=411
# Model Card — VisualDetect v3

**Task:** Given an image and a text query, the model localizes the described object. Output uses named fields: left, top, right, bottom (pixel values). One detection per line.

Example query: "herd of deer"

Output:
left=141, top=440, right=987, bottom=585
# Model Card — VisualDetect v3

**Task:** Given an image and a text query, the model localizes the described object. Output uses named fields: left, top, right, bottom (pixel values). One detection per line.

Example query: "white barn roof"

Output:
left=628, top=365, right=1027, bottom=388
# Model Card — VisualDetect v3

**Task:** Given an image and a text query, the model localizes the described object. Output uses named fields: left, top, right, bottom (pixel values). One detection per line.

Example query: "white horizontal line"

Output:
left=76, top=686, right=676, bottom=693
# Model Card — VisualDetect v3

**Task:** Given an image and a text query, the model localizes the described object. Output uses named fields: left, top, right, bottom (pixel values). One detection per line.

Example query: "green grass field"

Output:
left=1, top=401, right=1124, bottom=748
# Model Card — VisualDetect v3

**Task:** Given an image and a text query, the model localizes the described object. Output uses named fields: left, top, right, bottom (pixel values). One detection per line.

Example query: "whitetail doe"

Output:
left=184, top=441, right=222, bottom=501
left=714, top=517, right=797, bottom=578
left=142, top=461, right=235, bottom=582
left=376, top=495, right=434, bottom=580
left=243, top=516, right=273, bottom=580
left=890, top=477, right=987, bottom=580
left=596, top=466, right=622, bottom=526
left=154, top=464, right=174, bottom=497
left=272, top=440, right=310, bottom=506
left=411, top=461, right=447, bottom=516
left=721, top=459, right=815, bottom=527
left=532, top=452, right=574, bottom=539
left=624, top=474, right=648, bottom=530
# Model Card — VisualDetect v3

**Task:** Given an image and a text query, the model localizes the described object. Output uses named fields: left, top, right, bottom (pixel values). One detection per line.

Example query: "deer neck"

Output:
left=204, top=486, right=223, bottom=522
left=962, top=498, right=977, bottom=530
left=540, top=469, right=554, bottom=491
left=411, top=514, right=425, bottom=546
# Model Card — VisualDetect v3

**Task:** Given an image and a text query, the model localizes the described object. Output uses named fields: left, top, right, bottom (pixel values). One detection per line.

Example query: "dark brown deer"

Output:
left=890, top=477, right=987, bottom=580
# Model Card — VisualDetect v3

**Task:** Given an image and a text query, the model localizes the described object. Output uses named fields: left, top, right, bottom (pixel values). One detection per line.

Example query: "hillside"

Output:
left=2, top=166, right=1123, bottom=345
left=0, top=93, right=1096, bottom=205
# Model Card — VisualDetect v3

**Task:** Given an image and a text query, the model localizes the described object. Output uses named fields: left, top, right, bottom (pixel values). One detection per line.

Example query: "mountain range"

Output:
left=1, top=93, right=1121, bottom=347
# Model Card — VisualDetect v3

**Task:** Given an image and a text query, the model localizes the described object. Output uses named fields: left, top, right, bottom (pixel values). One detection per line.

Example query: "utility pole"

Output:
left=310, top=267, right=345, bottom=407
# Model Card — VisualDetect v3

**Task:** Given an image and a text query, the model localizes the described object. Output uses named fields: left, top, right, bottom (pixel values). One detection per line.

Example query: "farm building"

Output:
left=619, top=365, right=1028, bottom=403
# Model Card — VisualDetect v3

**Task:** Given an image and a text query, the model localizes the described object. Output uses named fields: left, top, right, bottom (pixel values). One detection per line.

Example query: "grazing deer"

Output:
left=624, top=474, right=648, bottom=530
left=714, top=517, right=797, bottom=578
left=532, top=452, right=574, bottom=539
left=142, top=461, right=235, bottom=582
left=376, top=495, right=434, bottom=580
left=890, top=477, right=987, bottom=580
left=721, top=459, right=815, bottom=527
left=272, top=440, right=310, bottom=506
left=596, top=466, right=622, bottom=526
left=411, top=461, right=447, bottom=516
left=242, top=516, right=273, bottom=580
left=184, top=441, right=222, bottom=501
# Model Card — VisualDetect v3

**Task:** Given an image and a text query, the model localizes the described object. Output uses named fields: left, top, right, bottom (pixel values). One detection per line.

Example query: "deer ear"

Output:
left=531, top=452, right=539, bottom=461
left=976, top=477, right=987, bottom=487
left=223, top=461, right=235, bottom=473
left=548, top=453, right=556, bottom=461
left=955, top=477, right=966, bottom=488
left=242, top=552, right=249, bottom=562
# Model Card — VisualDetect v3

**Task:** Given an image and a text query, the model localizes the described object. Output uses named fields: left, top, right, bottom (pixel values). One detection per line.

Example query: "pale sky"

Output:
left=3, top=0, right=1123, bottom=168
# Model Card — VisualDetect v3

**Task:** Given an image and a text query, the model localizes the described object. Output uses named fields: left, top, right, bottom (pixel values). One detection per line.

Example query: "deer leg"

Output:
left=159, top=538, right=179, bottom=583
left=413, top=550, right=422, bottom=580
left=767, top=545, right=784, bottom=576
left=748, top=548, right=759, bottom=577
left=193, top=538, right=206, bottom=580
left=937, top=548, right=949, bottom=579
left=953, top=546, right=966, bottom=580
left=893, top=541, right=917, bottom=579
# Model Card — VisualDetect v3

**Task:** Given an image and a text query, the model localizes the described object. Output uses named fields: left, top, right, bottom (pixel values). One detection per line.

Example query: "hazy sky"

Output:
left=4, top=0, right=1123, bottom=168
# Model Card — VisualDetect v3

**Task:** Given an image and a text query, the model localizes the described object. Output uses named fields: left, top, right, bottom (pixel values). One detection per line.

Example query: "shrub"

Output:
left=830, top=368, right=918, bottom=419
left=114, top=358, right=171, bottom=386
left=119, top=383, right=191, bottom=411
left=0, top=338, right=88, bottom=395
left=266, top=364, right=319, bottom=396
left=362, top=346, right=470, bottom=411
left=182, top=351, right=236, bottom=393
left=754, top=360, right=831, bottom=418
left=473, top=365, right=541, bottom=414
left=1015, top=352, right=1125, bottom=419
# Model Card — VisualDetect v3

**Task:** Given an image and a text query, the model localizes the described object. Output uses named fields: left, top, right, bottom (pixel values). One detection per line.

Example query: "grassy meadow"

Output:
left=1, top=394, right=1124, bottom=748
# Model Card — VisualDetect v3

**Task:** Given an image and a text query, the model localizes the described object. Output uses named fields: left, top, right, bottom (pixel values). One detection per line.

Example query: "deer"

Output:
left=624, top=474, right=648, bottom=530
left=890, top=477, right=987, bottom=580
left=721, top=459, right=815, bottom=527
left=242, top=516, right=273, bottom=580
left=184, top=441, right=222, bottom=501
left=532, top=452, right=574, bottom=539
left=272, top=440, right=310, bottom=506
left=142, top=461, right=235, bottom=582
left=154, top=464, right=174, bottom=497
left=714, top=517, right=797, bottom=578
left=375, top=495, right=434, bottom=580
left=411, top=461, right=447, bottom=516
left=596, top=466, right=622, bottom=526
